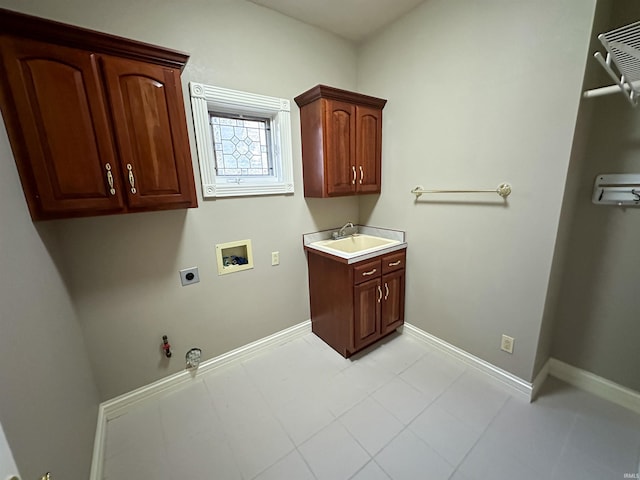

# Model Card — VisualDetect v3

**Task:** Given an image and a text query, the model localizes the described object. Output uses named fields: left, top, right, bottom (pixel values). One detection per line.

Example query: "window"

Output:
left=189, top=82, right=294, bottom=198
left=210, top=113, right=272, bottom=177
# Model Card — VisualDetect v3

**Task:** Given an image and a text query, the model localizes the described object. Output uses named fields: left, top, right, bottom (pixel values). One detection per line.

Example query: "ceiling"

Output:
left=247, top=0, right=425, bottom=43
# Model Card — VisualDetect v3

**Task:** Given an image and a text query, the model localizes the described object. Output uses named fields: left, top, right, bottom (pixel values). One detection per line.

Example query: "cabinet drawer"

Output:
left=353, top=259, right=381, bottom=284
left=382, top=251, right=406, bottom=274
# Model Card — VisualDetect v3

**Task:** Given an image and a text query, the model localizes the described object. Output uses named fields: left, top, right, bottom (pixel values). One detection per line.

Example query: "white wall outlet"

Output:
left=271, top=251, right=280, bottom=266
left=179, top=267, right=200, bottom=286
left=501, top=334, right=514, bottom=354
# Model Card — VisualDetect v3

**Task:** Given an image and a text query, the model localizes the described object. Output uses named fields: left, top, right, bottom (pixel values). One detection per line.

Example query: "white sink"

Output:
left=309, top=234, right=401, bottom=257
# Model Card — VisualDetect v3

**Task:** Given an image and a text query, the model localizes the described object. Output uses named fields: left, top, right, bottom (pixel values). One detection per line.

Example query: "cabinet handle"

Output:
left=377, top=285, right=382, bottom=303
left=384, top=282, right=389, bottom=300
left=362, top=268, right=377, bottom=276
left=359, top=165, right=363, bottom=184
left=127, top=164, right=137, bottom=194
left=352, top=166, right=356, bottom=185
left=388, top=260, right=402, bottom=267
left=105, top=163, right=116, bottom=195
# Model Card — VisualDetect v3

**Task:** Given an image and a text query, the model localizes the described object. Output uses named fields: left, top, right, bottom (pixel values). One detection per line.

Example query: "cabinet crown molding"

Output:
left=0, top=8, right=189, bottom=70
left=294, top=84, right=387, bottom=109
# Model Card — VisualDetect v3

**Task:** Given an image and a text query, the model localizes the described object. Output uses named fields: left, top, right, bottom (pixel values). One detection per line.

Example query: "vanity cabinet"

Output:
left=294, top=85, right=386, bottom=198
left=0, top=9, right=197, bottom=220
left=307, top=248, right=405, bottom=357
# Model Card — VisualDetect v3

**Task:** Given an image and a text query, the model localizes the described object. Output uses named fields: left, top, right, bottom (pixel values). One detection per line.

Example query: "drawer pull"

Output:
left=362, top=268, right=377, bottom=276
left=384, top=282, right=389, bottom=300
left=377, top=285, right=382, bottom=303
left=105, top=163, right=116, bottom=195
left=388, top=260, right=402, bottom=267
left=352, top=166, right=356, bottom=185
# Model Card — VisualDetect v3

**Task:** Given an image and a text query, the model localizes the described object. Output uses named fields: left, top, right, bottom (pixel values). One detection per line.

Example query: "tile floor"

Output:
left=103, top=331, right=640, bottom=480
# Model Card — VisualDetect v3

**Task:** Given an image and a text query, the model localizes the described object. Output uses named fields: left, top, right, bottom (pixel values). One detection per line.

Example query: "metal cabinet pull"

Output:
left=384, top=283, right=389, bottom=300
left=105, top=163, right=116, bottom=195
left=362, top=268, right=377, bottom=276
left=388, top=260, right=402, bottom=267
left=377, top=285, right=382, bottom=303
left=359, top=165, right=363, bottom=184
left=127, top=164, right=137, bottom=194
left=351, top=166, right=356, bottom=185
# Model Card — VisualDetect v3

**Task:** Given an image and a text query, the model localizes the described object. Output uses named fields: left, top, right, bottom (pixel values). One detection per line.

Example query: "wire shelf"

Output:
left=595, top=21, right=640, bottom=106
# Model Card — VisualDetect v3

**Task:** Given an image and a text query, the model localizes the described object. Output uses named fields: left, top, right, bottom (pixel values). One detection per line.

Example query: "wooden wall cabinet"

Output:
left=307, top=248, right=406, bottom=357
left=0, top=9, right=197, bottom=220
left=294, top=85, right=386, bottom=198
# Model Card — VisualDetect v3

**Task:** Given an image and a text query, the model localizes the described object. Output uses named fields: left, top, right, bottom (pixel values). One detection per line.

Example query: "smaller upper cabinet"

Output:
left=0, top=9, right=197, bottom=220
left=294, top=85, right=386, bottom=198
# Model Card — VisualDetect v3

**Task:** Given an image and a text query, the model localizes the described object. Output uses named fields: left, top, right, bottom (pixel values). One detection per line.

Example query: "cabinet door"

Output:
left=353, top=277, right=381, bottom=351
left=324, top=99, right=356, bottom=196
left=100, top=56, right=197, bottom=210
left=381, top=269, right=405, bottom=335
left=0, top=37, right=124, bottom=218
left=355, top=105, right=382, bottom=194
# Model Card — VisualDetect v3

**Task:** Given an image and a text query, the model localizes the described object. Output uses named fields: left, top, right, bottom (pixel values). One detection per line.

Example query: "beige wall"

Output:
left=0, top=0, right=360, bottom=400
left=550, top=0, right=640, bottom=392
left=356, top=0, right=596, bottom=382
left=0, top=115, right=100, bottom=479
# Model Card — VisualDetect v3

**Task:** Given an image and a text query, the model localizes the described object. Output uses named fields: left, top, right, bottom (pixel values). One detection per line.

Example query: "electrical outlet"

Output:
left=271, top=251, right=280, bottom=266
left=179, top=267, right=200, bottom=286
left=501, top=334, right=514, bottom=354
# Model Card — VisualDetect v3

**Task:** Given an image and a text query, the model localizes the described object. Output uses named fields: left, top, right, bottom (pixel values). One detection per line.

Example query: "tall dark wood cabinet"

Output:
left=0, top=9, right=197, bottom=220
left=294, top=85, right=386, bottom=198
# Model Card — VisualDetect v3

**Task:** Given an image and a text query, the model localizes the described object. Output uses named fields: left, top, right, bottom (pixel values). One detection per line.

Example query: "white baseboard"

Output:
left=400, top=324, right=640, bottom=415
left=403, top=323, right=534, bottom=401
left=89, top=404, right=107, bottom=480
left=548, top=358, right=640, bottom=415
left=531, top=358, right=551, bottom=401
left=89, top=320, right=312, bottom=480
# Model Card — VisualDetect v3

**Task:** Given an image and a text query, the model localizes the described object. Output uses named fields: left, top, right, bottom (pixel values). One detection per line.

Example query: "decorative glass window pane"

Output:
left=210, top=113, right=272, bottom=177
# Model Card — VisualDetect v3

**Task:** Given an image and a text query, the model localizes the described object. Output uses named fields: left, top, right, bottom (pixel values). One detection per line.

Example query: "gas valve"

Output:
left=162, top=335, right=172, bottom=358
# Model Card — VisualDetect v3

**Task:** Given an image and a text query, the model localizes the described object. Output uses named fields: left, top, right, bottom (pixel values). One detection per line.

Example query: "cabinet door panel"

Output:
left=100, top=56, right=196, bottom=209
left=324, top=99, right=355, bottom=196
left=0, top=37, right=124, bottom=217
left=381, top=270, right=405, bottom=334
left=356, top=105, right=382, bottom=194
left=354, top=278, right=381, bottom=351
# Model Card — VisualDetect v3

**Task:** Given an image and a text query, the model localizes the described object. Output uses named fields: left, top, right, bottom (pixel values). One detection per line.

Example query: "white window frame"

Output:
left=189, top=82, right=294, bottom=198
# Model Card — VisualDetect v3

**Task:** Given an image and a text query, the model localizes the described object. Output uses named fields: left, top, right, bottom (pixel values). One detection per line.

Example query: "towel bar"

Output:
left=411, top=183, right=512, bottom=199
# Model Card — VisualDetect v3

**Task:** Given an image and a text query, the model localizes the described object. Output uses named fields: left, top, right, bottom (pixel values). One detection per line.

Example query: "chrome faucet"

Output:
left=332, top=222, right=357, bottom=239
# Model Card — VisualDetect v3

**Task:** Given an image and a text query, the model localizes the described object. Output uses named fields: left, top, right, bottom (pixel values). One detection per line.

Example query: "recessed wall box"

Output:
left=216, top=239, right=254, bottom=275
left=593, top=174, right=640, bottom=206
